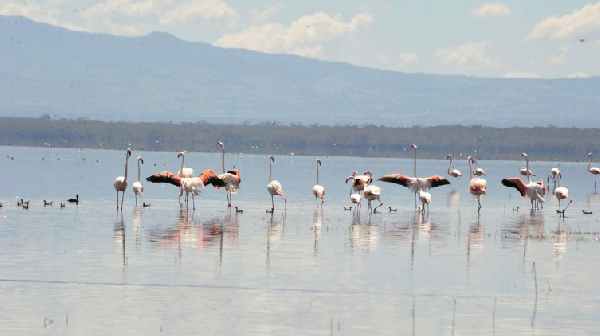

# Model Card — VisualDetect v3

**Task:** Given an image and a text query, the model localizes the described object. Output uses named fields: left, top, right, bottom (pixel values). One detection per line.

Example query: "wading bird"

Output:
left=588, top=153, right=600, bottom=190
left=378, top=144, right=450, bottom=208
left=267, top=155, right=286, bottom=212
left=467, top=156, right=486, bottom=212
left=217, top=141, right=241, bottom=207
left=363, top=171, right=383, bottom=212
left=547, top=164, right=561, bottom=188
left=312, top=159, right=325, bottom=207
left=113, top=148, right=131, bottom=211
left=132, top=156, right=144, bottom=206
left=417, top=190, right=431, bottom=213
left=346, top=175, right=362, bottom=214
left=502, top=153, right=545, bottom=210
left=554, top=170, right=571, bottom=216
left=446, top=154, right=462, bottom=178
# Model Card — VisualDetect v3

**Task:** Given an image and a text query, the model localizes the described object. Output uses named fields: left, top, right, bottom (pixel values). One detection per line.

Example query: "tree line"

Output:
left=0, top=116, right=597, bottom=161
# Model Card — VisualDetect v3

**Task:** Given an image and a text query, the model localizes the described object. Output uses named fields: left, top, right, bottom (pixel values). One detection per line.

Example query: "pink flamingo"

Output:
left=113, top=148, right=131, bottom=211
left=132, top=156, right=144, bottom=206
left=467, top=156, right=486, bottom=212
left=312, top=159, right=325, bottom=207
left=267, top=155, right=286, bottom=212
left=502, top=153, right=545, bottom=210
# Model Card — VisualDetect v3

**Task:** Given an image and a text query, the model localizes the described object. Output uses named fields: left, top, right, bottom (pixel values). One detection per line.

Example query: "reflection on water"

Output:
left=347, top=214, right=379, bottom=251
left=587, top=193, right=600, bottom=204
left=266, top=212, right=285, bottom=269
left=446, top=189, right=461, bottom=207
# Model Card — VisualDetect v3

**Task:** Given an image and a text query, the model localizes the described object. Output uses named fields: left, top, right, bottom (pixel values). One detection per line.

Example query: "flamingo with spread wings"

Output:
left=378, top=144, right=450, bottom=208
left=502, top=153, right=545, bottom=210
left=467, top=156, right=486, bottom=212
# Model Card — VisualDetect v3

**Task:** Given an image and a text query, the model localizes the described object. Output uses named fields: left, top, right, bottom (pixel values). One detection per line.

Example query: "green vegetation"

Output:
left=0, top=116, right=597, bottom=161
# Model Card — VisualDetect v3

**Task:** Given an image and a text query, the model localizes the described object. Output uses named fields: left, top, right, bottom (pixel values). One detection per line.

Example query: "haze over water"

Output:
left=1, top=146, right=600, bottom=335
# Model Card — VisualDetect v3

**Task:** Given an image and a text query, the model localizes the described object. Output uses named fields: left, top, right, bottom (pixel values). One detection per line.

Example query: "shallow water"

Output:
left=1, top=146, right=600, bottom=335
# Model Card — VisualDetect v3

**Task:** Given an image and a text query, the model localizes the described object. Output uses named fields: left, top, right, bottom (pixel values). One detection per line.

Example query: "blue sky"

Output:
left=3, top=1, right=599, bottom=78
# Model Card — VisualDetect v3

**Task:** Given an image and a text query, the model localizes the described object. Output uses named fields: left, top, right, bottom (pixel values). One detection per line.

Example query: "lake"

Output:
left=1, top=146, right=599, bottom=335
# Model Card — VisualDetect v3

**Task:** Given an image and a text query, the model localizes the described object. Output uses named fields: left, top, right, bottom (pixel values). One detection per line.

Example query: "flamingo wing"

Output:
left=146, top=171, right=181, bottom=187
left=426, top=175, right=451, bottom=188
left=501, top=178, right=527, bottom=197
left=377, top=174, right=412, bottom=188
left=200, top=169, right=227, bottom=189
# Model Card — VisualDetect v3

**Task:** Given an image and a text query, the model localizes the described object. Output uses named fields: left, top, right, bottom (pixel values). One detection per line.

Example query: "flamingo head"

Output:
left=126, top=148, right=132, bottom=157
left=137, top=156, right=144, bottom=164
left=177, top=151, right=184, bottom=158
left=411, top=144, right=417, bottom=149
left=446, top=154, right=452, bottom=160
left=316, top=159, right=321, bottom=166
left=218, top=141, right=224, bottom=148
left=522, top=152, right=528, bottom=157
left=269, top=155, right=275, bottom=162
left=364, top=170, right=372, bottom=177
left=589, top=153, right=593, bottom=157
left=468, top=156, right=476, bottom=163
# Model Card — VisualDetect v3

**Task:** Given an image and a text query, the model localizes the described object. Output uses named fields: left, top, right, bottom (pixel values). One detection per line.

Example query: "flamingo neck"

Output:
left=179, top=154, right=185, bottom=178
left=589, top=155, right=593, bottom=172
left=269, top=161, right=272, bottom=183
left=222, top=146, right=226, bottom=173
left=447, top=156, right=452, bottom=175
left=137, top=159, right=141, bottom=182
left=468, top=159, right=473, bottom=180
left=124, top=153, right=129, bottom=181
left=413, top=147, right=418, bottom=178
left=316, top=162, right=319, bottom=185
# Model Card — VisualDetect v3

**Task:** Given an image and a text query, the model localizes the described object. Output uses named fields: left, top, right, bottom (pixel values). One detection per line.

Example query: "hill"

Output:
left=0, top=15, right=598, bottom=127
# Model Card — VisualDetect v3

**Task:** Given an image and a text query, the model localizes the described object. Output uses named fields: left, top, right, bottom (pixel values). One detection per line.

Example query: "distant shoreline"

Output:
left=1, top=116, right=598, bottom=162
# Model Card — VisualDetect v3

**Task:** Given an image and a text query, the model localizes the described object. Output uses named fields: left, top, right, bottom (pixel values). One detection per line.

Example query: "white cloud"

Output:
left=435, top=41, right=504, bottom=70
left=81, top=0, right=239, bottom=36
left=214, top=12, right=373, bottom=58
left=0, top=1, right=82, bottom=31
left=503, top=71, right=541, bottom=79
left=547, top=45, right=569, bottom=65
left=568, top=71, right=590, bottom=78
left=399, top=53, right=418, bottom=64
left=471, top=2, right=513, bottom=17
left=525, top=2, right=600, bottom=41
left=249, top=4, right=283, bottom=23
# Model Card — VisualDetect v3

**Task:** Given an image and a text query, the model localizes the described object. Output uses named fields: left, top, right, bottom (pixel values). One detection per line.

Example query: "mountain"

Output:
left=0, top=15, right=598, bottom=127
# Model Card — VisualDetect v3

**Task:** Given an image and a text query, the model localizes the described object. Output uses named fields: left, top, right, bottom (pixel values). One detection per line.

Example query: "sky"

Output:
left=2, top=0, right=599, bottom=78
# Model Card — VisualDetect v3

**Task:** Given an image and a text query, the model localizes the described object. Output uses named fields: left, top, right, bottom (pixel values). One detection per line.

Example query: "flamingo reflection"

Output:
left=266, top=212, right=286, bottom=269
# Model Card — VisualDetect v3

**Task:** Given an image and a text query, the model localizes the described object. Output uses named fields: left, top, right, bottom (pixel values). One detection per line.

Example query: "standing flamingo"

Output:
left=554, top=170, right=571, bottom=216
left=312, top=159, right=325, bottom=207
left=346, top=175, right=362, bottom=214
left=446, top=154, right=462, bottom=178
left=502, top=153, right=545, bottom=210
left=467, top=156, right=486, bottom=212
left=363, top=171, right=383, bottom=212
left=267, top=155, right=286, bottom=212
left=417, top=190, right=431, bottom=212
left=547, top=164, right=561, bottom=189
left=346, top=171, right=371, bottom=194
left=132, top=156, right=144, bottom=206
left=113, top=148, right=131, bottom=211
left=217, top=141, right=241, bottom=207
left=378, top=144, right=450, bottom=208
left=588, top=153, right=600, bottom=190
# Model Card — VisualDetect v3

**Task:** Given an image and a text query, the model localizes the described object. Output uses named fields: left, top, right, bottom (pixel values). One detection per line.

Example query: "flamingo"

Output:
left=554, top=170, right=571, bottom=216
left=520, top=167, right=535, bottom=176
left=446, top=154, right=462, bottom=178
left=588, top=153, right=600, bottom=190
left=132, top=156, right=144, bottom=206
left=146, top=152, right=224, bottom=206
left=417, top=190, right=431, bottom=213
left=217, top=141, right=241, bottom=207
left=547, top=164, right=561, bottom=190
left=378, top=144, right=450, bottom=207
left=312, top=159, right=325, bottom=207
left=501, top=153, right=546, bottom=210
left=363, top=171, right=383, bottom=212
left=346, top=170, right=371, bottom=194
left=467, top=156, right=487, bottom=212
left=347, top=175, right=362, bottom=214
left=267, top=155, right=286, bottom=212
left=113, top=148, right=131, bottom=211
left=178, top=151, right=194, bottom=178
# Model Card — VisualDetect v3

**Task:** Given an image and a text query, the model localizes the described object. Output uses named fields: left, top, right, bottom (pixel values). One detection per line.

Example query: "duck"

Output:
left=44, top=200, right=53, bottom=206
left=235, top=207, right=243, bottom=214
left=68, top=194, right=79, bottom=204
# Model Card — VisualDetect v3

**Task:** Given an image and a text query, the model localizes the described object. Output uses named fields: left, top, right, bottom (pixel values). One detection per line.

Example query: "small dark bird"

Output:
left=60, top=203, right=66, bottom=208
left=0, top=203, right=3, bottom=207
left=580, top=38, right=585, bottom=42
left=143, top=202, right=151, bottom=207
left=235, top=206, right=243, bottom=214
left=583, top=210, right=592, bottom=215
left=512, top=207, right=519, bottom=211
left=68, top=194, right=79, bottom=204
left=343, top=207, right=352, bottom=211
left=44, top=200, right=53, bottom=206
left=22, top=203, right=29, bottom=209
left=388, top=206, right=397, bottom=212
left=266, top=209, right=274, bottom=214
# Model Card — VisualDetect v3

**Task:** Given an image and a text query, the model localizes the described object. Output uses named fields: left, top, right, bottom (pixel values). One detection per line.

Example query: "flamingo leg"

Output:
left=374, top=200, right=383, bottom=213
left=192, top=194, right=196, bottom=210
left=116, top=191, right=119, bottom=210
left=477, top=196, right=481, bottom=213
left=271, top=195, right=274, bottom=211
left=120, top=191, right=125, bottom=210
